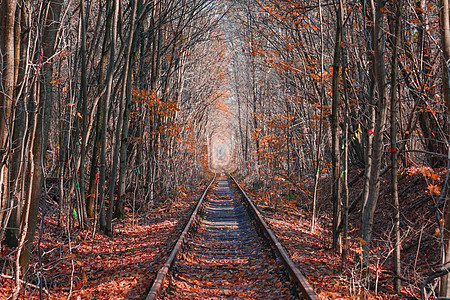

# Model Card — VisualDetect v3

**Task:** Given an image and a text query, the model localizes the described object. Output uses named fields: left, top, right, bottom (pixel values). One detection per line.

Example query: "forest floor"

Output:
left=244, top=166, right=443, bottom=299
left=0, top=168, right=442, bottom=299
left=0, top=183, right=207, bottom=300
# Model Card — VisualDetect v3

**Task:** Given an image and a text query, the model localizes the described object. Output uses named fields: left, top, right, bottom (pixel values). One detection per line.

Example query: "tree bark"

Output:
left=0, top=0, right=17, bottom=247
left=98, top=0, right=119, bottom=231
left=7, top=3, right=31, bottom=248
left=331, top=0, right=344, bottom=251
left=3, top=1, right=27, bottom=248
left=389, top=0, right=403, bottom=293
left=440, top=0, right=450, bottom=113
left=361, top=0, right=389, bottom=269
left=107, top=0, right=138, bottom=235
left=311, top=0, right=325, bottom=233
left=86, top=2, right=113, bottom=218
left=439, top=0, right=450, bottom=296
left=77, top=0, right=89, bottom=228
left=17, top=0, right=63, bottom=278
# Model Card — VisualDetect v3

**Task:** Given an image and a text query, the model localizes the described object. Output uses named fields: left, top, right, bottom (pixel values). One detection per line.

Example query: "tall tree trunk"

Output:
left=16, top=0, right=63, bottom=280
left=389, top=0, right=403, bottom=293
left=441, top=0, right=450, bottom=113
left=148, top=1, right=162, bottom=202
left=340, top=0, right=350, bottom=265
left=438, top=1, right=450, bottom=296
left=107, top=0, right=138, bottom=234
left=331, top=0, right=344, bottom=251
left=98, top=0, right=119, bottom=231
left=86, top=3, right=113, bottom=218
left=4, top=2, right=28, bottom=248
left=311, top=0, right=325, bottom=232
left=361, top=0, right=388, bottom=270
left=77, top=0, right=89, bottom=228
left=115, top=40, right=136, bottom=219
left=0, top=0, right=17, bottom=246
left=341, top=101, right=349, bottom=267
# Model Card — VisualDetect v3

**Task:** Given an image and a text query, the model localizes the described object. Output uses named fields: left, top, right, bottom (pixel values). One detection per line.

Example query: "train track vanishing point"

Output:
left=146, top=174, right=318, bottom=299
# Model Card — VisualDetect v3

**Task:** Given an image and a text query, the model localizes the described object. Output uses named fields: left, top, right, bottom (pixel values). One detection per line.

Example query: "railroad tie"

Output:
left=161, top=176, right=294, bottom=299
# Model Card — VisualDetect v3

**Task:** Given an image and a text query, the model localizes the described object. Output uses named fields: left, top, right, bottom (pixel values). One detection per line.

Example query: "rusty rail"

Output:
left=230, top=174, right=319, bottom=300
left=145, top=174, right=216, bottom=300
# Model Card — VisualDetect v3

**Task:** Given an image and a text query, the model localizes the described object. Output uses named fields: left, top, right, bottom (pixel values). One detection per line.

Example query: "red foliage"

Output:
left=0, top=188, right=204, bottom=299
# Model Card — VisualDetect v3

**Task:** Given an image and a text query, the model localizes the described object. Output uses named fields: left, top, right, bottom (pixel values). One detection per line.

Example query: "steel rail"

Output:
left=145, top=174, right=216, bottom=300
left=230, top=174, right=319, bottom=300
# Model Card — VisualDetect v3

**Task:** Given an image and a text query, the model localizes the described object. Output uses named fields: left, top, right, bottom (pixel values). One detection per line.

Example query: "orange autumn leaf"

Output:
left=428, top=184, right=441, bottom=195
left=50, top=78, right=61, bottom=84
left=422, top=168, right=432, bottom=178
left=431, top=173, right=440, bottom=181
left=355, top=237, right=368, bottom=245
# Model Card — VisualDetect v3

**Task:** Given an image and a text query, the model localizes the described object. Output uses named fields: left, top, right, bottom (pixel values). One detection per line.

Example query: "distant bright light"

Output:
left=209, top=131, right=234, bottom=171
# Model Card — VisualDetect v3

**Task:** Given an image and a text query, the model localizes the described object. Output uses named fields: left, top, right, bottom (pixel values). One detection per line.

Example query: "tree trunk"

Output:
left=115, top=40, right=136, bottom=219
left=98, top=0, right=119, bottom=231
left=0, top=0, right=17, bottom=247
left=441, top=180, right=450, bottom=297
left=86, top=2, right=113, bottom=218
left=361, top=0, right=388, bottom=269
left=17, top=0, right=63, bottom=279
left=331, top=0, right=344, bottom=251
left=340, top=0, right=349, bottom=265
left=439, top=1, right=450, bottom=295
left=77, top=0, right=89, bottom=228
left=311, top=0, right=325, bottom=233
left=441, top=0, right=450, bottom=113
left=4, top=2, right=28, bottom=248
left=389, top=0, right=403, bottom=293
left=107, top=0, right=137, bottom=235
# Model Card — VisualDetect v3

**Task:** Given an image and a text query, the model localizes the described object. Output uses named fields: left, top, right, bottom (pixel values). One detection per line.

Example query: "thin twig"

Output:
left=0, top=274, right=49, bottom=295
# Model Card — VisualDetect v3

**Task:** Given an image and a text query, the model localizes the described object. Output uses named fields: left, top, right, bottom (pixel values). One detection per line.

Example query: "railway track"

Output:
left=146, top=174, right=318, bottom=300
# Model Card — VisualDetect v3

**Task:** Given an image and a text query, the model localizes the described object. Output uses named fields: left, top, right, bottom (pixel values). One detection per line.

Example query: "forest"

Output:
left=0, top=0, right=449, bottom=299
